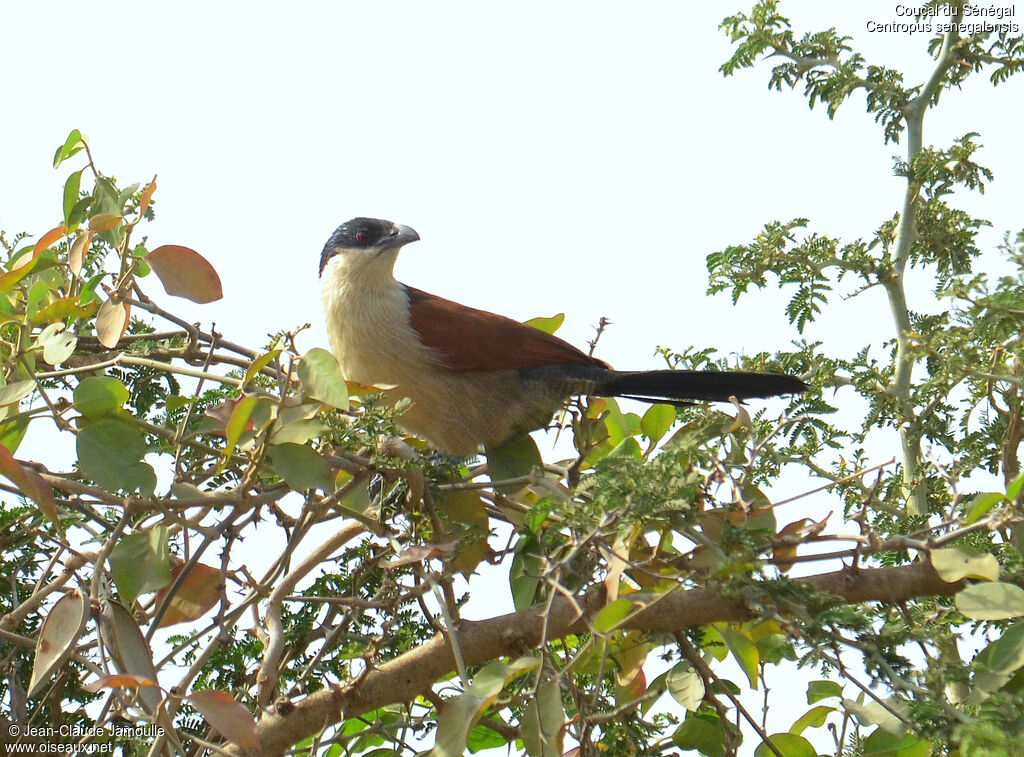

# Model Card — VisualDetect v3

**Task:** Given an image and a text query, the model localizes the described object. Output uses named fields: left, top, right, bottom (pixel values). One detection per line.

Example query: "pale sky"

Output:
left=3, top=1, right=1022, bottom=751
left=3, top=2, right=1018, bottom=374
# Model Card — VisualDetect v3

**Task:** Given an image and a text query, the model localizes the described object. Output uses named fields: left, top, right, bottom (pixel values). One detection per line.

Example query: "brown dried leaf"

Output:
left=69, top=231, right=91, bottom=277
left=28, top=589, right=89, bottom=698
left=186, top=689, right=261, bottom=750
left=147, top=245, right=223, bottom=303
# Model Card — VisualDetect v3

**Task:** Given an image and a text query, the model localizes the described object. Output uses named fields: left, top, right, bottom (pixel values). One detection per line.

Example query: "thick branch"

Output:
left=245, top=561, right=964, bottom=756
left=886, top=4, right=963, bottom=514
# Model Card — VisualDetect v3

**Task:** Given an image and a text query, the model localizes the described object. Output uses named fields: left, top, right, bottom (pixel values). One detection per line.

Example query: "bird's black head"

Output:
left=319, top=217, right=420, bottom=275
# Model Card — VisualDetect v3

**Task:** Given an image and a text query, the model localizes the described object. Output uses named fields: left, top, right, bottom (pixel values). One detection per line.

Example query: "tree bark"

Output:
left=242, top=560, right=963, bottom=756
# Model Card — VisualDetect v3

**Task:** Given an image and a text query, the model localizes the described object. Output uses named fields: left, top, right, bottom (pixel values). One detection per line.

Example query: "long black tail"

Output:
left=600, top=370, right=806, bottom=404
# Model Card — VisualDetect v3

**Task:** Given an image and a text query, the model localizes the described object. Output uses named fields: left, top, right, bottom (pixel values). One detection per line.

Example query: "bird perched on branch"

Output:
left=319, top=217, right=806, bottom=456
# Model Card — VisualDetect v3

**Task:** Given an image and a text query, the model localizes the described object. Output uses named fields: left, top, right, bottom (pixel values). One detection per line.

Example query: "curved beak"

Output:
left=388, top=224, right=420, bottom=249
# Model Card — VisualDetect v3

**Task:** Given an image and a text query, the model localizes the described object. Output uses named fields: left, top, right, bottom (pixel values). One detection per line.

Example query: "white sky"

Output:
left=3, top=1, right=1022, bottom=752
left=3, top=2, right=1018, bottom=371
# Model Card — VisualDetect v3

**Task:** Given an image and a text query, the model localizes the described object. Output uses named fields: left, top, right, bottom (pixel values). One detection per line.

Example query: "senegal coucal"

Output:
left=319, top=217, right=805, bottom=456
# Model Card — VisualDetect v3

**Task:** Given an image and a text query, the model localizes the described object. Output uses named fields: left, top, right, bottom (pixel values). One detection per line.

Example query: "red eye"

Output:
left=356, top=231, right=368, bottom=244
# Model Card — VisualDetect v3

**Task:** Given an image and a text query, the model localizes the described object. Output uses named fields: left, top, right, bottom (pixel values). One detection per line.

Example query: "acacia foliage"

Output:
left=1, top=4, right=1024, bottom=756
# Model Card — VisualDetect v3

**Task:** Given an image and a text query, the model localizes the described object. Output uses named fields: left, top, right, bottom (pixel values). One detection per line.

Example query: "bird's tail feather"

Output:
left=600, top=370, right=806, bottom=403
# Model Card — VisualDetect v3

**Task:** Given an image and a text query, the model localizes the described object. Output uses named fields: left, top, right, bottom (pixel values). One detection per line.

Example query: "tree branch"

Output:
left=242, top=560, right=965, bottom=756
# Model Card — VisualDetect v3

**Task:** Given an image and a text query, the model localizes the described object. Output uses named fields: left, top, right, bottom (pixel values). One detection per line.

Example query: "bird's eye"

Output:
left=356, top=231, right=369, bottom=244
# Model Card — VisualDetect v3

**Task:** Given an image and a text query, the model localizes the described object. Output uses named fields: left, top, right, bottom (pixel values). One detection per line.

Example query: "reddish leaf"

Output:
left=0, top=443, right=59, bottom=526
left=186, top=689, right=261, bottom=750
left=147, top=245, right=223, bottom=304
left=155, top=561, right=221, bottom=627
left=138, top=175, right=157, bottom=218
left=96, top=298, right=130, bottom=348
left=89, top=213, right=124, bottom=232
left=33, top=225, right=68, bottom=258
left=83, top=674, right=159, bottom=693
left=0, top=253, right=54, bottom=290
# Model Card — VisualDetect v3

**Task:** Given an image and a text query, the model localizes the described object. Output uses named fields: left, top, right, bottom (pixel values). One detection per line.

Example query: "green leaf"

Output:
left=432, top=657, right=539, bottom=757
left=931, top=546, right=1000, bottom=582
left=641, top=403, right=676, bottom=444
left=0, top=380, right=35, bottom=409
left=74, top=376, right=129, bottom=418
left=146, top=245, right=223, bottom=303
left=861, top=728, right=930, bottom=757
left=244, top=349, right=281, bottom=387
left=510, top=575, right=540, bottom=611
left=465, top=723, right=506, bottom=752
left=807, top=679, right=842, bottom=704
left=964, top=491, right=1004, bottom=524
left=0, top=417, right=30, bottom=454
left=666, top=660, right=705, bottom=712
left=298, top=348, right=349, bottom=408
left=789, top=704, right=833, bottom=734
left=267, top=402, right=324, bottom=445
left=956, top=582, right=1024, bottom=620
left=435, top=489, right=488, bottom=527
left=0, top=250, right=59, bottom=293
left=221, top=395, right=259, bottom=469
left=79, top=272, right=105, bottom=305
left=268, top=418, right=325, bottom=446
left=607, top=436, right=643, bottom=460
left=1007, top=470, right=1024, bottom=501
left=63, top=170, right=83, bottom=228
left=31, top=297, right=97, bottom=327
left=53, top=129, right=87, bottom=168
left=486, top=433, right=542, bottom=491
left=975, top=622, right=1024, bottom=676
left=269, top=443, right=334, bottom=491
left=76, top=418, right=157, bottom=496
left=523, top=313, right=564, bottom=334
left=603, top=399, right=640, bottom=447
left=108, top=526, right=173, bottom=604
left=27, top=279, right=51, bottom=320
left=753, top=733, right=816, bottom=757
left=593, top=599, right=638, bottom=634
left=672, top=714, right=726, bottom=756
left=718, top=626, right=759, bottom=689
left=520, top=680, right=565, bottom=757
left=972, top=622, right=1024, bottom=697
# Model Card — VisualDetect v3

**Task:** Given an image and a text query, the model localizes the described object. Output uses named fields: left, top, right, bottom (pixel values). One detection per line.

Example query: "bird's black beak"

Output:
left=388, top=224, right=420, bottom=248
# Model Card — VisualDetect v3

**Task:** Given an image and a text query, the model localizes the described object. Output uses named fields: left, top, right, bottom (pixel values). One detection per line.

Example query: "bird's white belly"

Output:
left=321, top=272, right=433, bottom=388
left=319, top=260, right=562, bottom=455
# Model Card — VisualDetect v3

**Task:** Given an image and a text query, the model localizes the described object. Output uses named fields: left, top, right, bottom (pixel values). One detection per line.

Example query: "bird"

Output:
left=319, top=217, right=806, bottom=457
